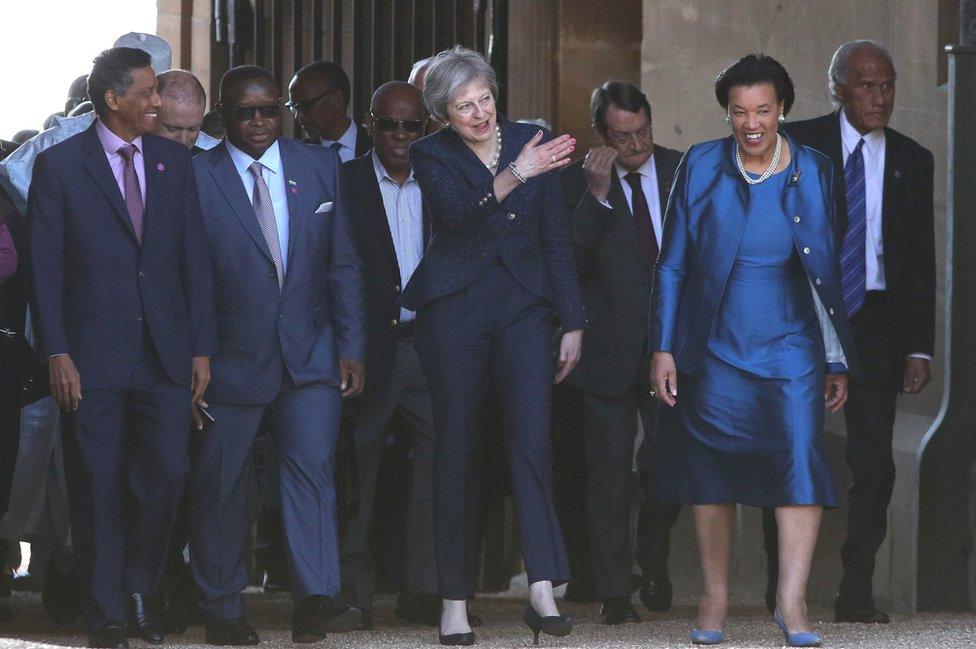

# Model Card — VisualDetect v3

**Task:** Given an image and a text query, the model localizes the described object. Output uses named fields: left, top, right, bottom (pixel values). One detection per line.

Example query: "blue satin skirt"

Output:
left=653, top=261, right=839, bottom=508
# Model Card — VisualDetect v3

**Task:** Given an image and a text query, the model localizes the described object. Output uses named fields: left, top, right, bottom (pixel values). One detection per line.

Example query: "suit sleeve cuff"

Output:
left=826, top=361, right=849, bottom=374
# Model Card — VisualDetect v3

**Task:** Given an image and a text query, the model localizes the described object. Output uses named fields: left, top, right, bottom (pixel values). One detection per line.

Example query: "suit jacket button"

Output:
left=829, top=308, right=835, bottom=315
left=136, top=314, right=143, bottom=321
left=138, top=270, right=146, bottom=277
left=815, top=278, right=822, bottom=285
left=394, top=284, right=400, bottom=292
left=391, top=318, right=398, bottom=327
left=507, top=213, right=516, bottom=220
left=793, top=216, right=801, bottom=223
left=802, top=246, right=811, bottom=254
left=279, top=313, right=285, bottom=319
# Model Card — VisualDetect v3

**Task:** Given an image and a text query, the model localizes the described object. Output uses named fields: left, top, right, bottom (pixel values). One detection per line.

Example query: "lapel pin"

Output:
left=156, top=162, right=165, bottom=172
left=893, top=170, right=902, bottom=179
left=288, top=179, right=298, bottom=194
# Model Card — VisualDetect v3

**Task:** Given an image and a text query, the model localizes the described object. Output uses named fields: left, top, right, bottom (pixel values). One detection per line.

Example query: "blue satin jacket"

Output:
left=649, top=134, right=859, bottom=377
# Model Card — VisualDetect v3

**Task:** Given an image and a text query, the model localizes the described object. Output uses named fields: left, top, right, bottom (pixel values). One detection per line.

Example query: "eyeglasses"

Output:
left=604, top=122, right=652, bottom=145
left=222, top=103, right=282, bottom=122
left=369, top=112, right=425, bottom=133
left=285, top=88, right=340, bottom=113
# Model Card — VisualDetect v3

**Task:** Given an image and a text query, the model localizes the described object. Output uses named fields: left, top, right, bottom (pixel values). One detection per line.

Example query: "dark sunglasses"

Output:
left=223, top=103, right=282, bottom=122
left=285, top=88, right=340, bottom=113
left=369, top=113, right=425, bottom=133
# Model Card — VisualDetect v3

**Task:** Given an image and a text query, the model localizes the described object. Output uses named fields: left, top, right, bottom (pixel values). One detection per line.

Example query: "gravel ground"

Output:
left=1, top=591, right=974, bottom=648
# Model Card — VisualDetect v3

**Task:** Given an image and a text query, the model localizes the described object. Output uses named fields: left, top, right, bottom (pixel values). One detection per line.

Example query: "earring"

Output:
left=778, top=114, right=785, bottom=123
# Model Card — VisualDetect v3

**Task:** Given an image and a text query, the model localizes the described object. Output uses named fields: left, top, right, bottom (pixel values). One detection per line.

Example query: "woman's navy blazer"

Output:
left=401, top=119, right=585, bottom=331
left=649, top=133, right=859, bottom=376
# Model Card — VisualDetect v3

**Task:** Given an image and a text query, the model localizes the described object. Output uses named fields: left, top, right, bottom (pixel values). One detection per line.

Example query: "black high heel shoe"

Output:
left=522, top=605, right=572, bottom=646
left=438, top=630, right=475, bottom=646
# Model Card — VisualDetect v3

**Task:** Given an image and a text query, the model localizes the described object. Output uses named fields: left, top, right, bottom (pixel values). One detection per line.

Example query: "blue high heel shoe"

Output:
left=690, top=628, right=724, bottom=645
left=773, top=609, right=822, bottom=647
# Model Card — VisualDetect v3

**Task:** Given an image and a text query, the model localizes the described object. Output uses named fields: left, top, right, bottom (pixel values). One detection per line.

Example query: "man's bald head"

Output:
left=370, top=80, right=424, bottom=115
left=366, top=81, right=427, bottom=184
left=154, top=69, right=207, bottom=148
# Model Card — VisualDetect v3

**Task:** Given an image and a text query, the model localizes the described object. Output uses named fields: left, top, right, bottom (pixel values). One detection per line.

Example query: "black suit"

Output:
left=560, top=147, right=683, bottom=599
left=338, top=151, right=439, bottom=608
left=304, top=121, right=373, bottom=160
left=763, top=111, right=935, bottom=607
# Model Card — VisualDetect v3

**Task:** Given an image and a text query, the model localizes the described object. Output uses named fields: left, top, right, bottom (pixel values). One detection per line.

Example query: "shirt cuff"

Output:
left=598, top=197, right=613, bottom=210
left=908, top=353, right=932, bottom=361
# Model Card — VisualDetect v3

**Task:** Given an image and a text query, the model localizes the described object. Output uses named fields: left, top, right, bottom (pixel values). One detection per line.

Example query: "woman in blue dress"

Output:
left=649, top=55, right=859, bottom=647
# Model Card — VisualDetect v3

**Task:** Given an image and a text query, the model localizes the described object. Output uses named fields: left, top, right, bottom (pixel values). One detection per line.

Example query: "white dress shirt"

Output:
left=840, top=108, right=886, bottom=290
left=320, top=118, right=358, bottom=164
left=600, top=154, right=664, bottom=245
left=372, top=150, right=424, bottom=322
left=226, top=139, right=290, bottom=272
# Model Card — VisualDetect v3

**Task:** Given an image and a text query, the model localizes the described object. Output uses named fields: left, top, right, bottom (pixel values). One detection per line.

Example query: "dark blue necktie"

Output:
left=840, top=138, right=866, bottom=317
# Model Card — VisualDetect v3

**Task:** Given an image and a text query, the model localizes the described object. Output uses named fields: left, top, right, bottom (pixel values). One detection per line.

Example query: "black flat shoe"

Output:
left=126, top=593, right=165, bottom=644
left=639, top=573, right=673, bottom=613
left=600, top=597, right=641, bottom=625
left=523, top=605, right=572, bottom=646
left=88, top=621, right=129, bottom=649
left=439, top=631, right=476, bottom=646
left=205, top=617, right=260, bottom=646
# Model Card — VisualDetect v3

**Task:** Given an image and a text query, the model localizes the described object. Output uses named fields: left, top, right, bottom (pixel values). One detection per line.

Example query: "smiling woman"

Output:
left=0, top=1, right=157, bottom=139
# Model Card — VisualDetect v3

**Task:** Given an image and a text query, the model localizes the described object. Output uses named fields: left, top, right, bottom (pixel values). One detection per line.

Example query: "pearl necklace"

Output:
left=485, top=125, right=502, bottom=169
left=735, top=133, right=782, bottom=185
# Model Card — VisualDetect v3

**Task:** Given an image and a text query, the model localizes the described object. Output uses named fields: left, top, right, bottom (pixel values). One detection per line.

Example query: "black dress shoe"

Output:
left=834, top=595, right=890, bottom=623
left=357, top=608, right=374, bottom=631
left=88, top=621, right=129, bottom=649
left=439, top=631, right=476, bottom=646
left=600, top=597, right=642, bottom=625
left=126, top=593, right=165, bottom=644
left=639, top=573, right=673, bottom=613
left=292, top=595, right=361, bottom=641
left=205, top=617, right=260, bottom=645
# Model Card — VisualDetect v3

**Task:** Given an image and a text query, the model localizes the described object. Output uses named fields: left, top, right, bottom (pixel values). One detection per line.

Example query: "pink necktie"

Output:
left=117, top=144, right=144, bottom=243
left=249, top=161, right=284, bottom=289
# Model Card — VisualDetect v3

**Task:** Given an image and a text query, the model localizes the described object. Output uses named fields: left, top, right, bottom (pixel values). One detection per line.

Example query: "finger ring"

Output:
left=551, top=155, right=556, bottom=164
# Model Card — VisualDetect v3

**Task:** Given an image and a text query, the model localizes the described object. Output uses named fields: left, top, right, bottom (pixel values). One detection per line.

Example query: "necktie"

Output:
left=329, top=142, right=343, bottom=156
left=249, top=161, right=284, bottom=289
left=624, top=172, right=659, bottom=265
left=117, top=144, right=144, bottom=243
left=840, top=138, right=867, bottom=317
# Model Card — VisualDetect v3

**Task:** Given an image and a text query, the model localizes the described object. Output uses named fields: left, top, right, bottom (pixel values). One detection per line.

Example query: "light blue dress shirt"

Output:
left=226, top=139, right=290, bottom=272
left=372, top=150, right=423, bottom=322
left=320, top=118, right=359, bottom=163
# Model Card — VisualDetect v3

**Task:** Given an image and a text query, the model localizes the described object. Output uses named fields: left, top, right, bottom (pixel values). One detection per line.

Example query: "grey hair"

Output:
left=422, top=46, right=498, bottom=123
left=828, top=39, right=896, bottom=106
left=408, top=57, right=431, bottom=85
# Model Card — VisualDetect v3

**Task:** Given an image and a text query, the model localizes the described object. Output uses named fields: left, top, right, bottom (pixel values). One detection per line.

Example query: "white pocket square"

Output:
left=315, top=201, right=334, bottom=214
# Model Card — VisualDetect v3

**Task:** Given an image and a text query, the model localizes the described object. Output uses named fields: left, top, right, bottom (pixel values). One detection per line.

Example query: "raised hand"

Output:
left=582, top=146, right=619, bottom=203
left=512, top=131, right=576, bottom=180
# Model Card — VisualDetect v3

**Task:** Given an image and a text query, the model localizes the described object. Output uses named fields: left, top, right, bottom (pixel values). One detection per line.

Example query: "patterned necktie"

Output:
left=117, top=144, right=144, bottom=243
left=330, top=141, right=343, bottom=156
left=624, top=172, right=659, bottom=265
left=248, top=161, right=284, bottom=289
left=840, top=138, right=867, bottom=317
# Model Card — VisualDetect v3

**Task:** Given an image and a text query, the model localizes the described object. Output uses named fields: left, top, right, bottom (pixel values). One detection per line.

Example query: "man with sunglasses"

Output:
left=559, top=81, right=683, bottom=625
left=287, top=61, right=372, bottom=163
left=336, top=81, right=439, bottom=629
left=189, top=65, right=365, bottom=646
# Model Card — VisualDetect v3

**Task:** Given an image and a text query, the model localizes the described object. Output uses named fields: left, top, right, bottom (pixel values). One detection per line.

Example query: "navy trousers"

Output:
left=61, top=338, right=190, bottom=629
left=414, top=261, right=570, bottom=599
left=188, top=378, right=341, bottom=621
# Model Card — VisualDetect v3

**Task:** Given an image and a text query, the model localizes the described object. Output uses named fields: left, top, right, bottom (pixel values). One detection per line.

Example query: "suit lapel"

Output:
left=881, top=130, right=903, bottom=242
left=279, top=140, right=311, bottom=273
left=208, top=142, right=275, bottom=266
left=654, top=151, right=676, bottom=219
left=81, top=126, right=139, bottom=243
left=358, top=155, right=400, bottom=270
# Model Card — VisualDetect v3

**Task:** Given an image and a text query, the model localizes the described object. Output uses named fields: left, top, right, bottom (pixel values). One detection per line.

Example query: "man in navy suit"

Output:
left=27, top=47, right=216, bottom=648
left=189, top=65, right=365, bottom=646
